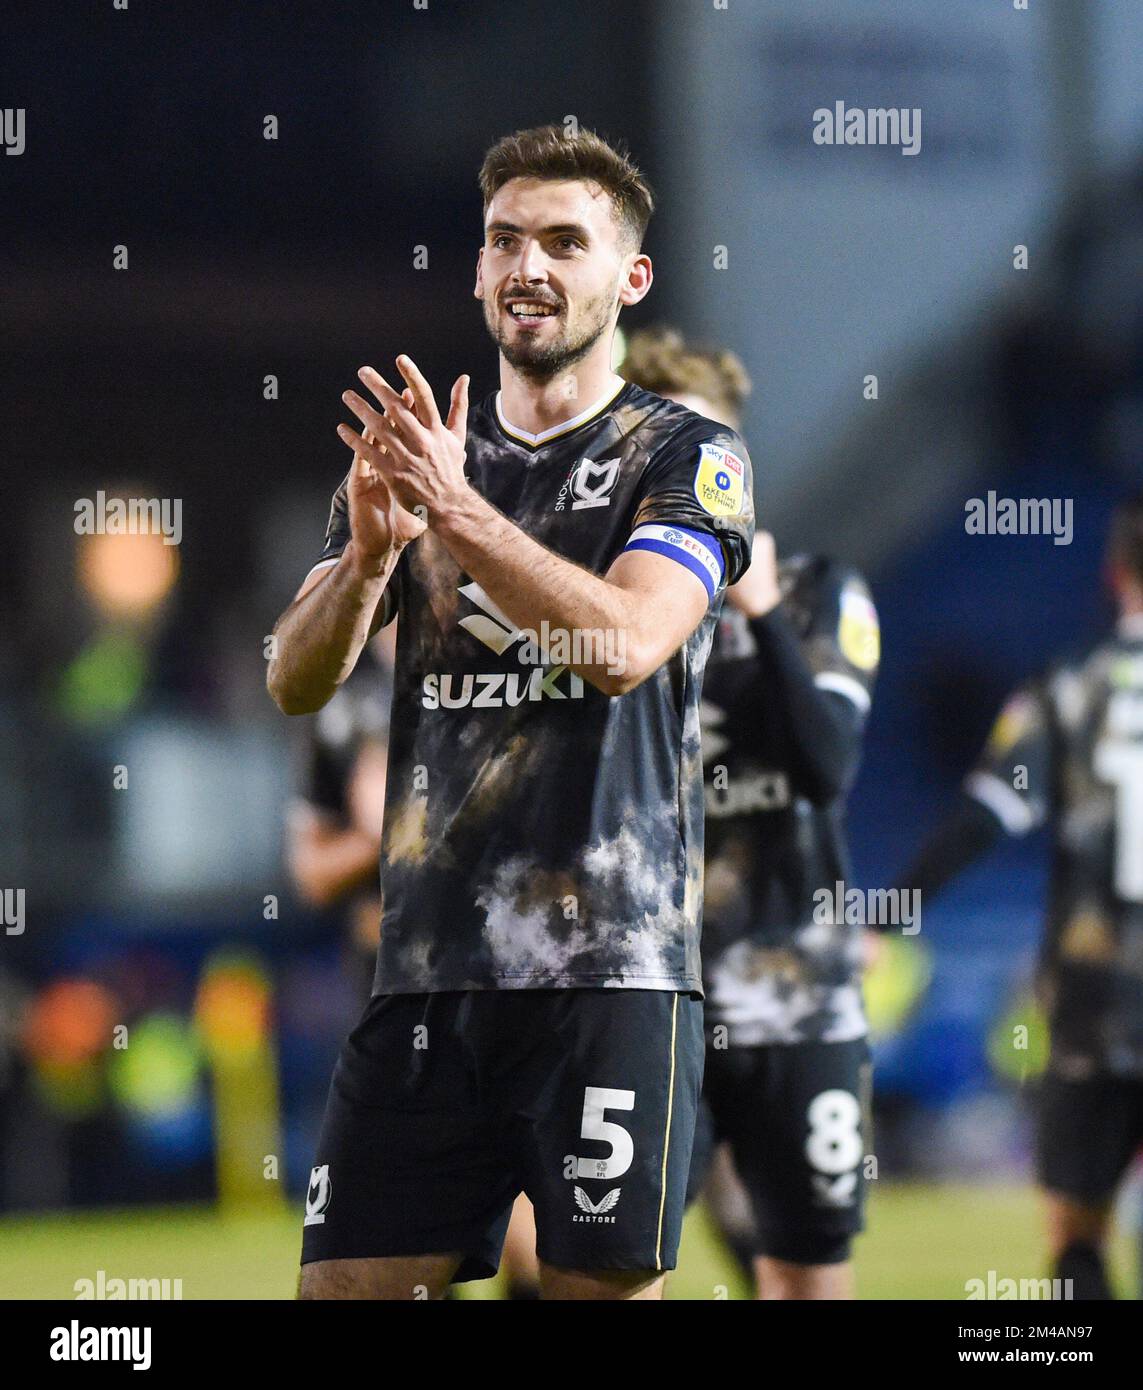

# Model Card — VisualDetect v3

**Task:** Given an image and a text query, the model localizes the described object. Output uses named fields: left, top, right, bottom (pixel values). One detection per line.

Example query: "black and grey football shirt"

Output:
left=307, top=381, right=754, bottom=995
left=960, top=619, right=1143, bottom=1076
left=699, top=557, right=879, bottom=1044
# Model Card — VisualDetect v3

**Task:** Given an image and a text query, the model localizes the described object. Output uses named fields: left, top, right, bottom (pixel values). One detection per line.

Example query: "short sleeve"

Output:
left=801, top=563, right=880, bottom=718
left=631, top=422, right=755, bottom=589
left=311, top=473, right=351, bottom=572
left=308, top=472, right=400, bottom=627
left=964, top=683, right=1051, bottom=835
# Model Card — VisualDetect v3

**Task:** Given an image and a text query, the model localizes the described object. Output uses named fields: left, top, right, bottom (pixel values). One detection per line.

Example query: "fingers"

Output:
left=338, top=422, right=416, bottom=474
left=446, top=374, right=470, bottom=440
left=352, top=451, right=389, bottom=494
left=394, top=354, right=441, bottom=429
left=356, top=367, right=432, bottom=452
left=343, top=390, right=425, bottom=455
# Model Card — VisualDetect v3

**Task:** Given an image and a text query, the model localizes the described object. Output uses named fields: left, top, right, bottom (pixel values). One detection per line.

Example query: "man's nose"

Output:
left=511, top=240, right=548, bottom=284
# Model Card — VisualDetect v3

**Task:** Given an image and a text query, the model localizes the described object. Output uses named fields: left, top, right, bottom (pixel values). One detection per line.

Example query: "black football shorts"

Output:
left=300, top=988, right=703, bottom=1282
left=1037, top=1067, right=1143, bottom=1205
left=688, top=1037, right=872, bottom=1265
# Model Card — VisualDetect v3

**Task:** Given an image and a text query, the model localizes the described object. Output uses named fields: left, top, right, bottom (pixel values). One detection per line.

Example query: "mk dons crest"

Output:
left=568, top=456, right=621, bottom=510
left=304, top=1165, right=332, bottom=1226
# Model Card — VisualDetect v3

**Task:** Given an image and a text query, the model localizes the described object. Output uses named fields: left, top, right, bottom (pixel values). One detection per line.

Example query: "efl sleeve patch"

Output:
left=838, top=586, right=880, bottom=671
left=693, top=443, right=746, bottom=517
left=986, top=691, right=1038, bottom=756
left=624, top=523, right=725, bottom=601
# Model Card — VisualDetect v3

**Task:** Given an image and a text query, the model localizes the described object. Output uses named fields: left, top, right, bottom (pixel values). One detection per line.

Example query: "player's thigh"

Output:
left=522, top=989, right=704, bottom=1281
left=718, top=1038, right=870, bottom=1264
left=1041, top=1192, right=1110, bottom=1257
left=701, top=1142, right=756, bottom=1240
left=683, top=1091, right=719, bottom=1209
left=300, top=992, right=517, bottom=1283
left=753, top=1255, right=854, bottom=1301
left=537, top=1263, right=666, bottom=1300
left=299, top=1254, right=462, bottom=1301
left=1036, top=1069, right=1140, bottom=1217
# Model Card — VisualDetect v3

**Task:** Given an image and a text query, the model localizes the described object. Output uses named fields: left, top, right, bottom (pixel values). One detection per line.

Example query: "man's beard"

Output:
left=484, top=289, right=615, bottom=382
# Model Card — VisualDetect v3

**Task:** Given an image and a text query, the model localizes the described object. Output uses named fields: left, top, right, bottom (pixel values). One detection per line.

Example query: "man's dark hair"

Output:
left=479, top=124, right=654, bottom=250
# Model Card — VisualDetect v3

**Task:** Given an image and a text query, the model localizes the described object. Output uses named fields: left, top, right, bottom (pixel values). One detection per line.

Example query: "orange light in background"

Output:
left=78, top=529, right=179, bottom=621
left=195, top=964, right=271, bottom=1060
left=22, top=978, right=119, bottom=1067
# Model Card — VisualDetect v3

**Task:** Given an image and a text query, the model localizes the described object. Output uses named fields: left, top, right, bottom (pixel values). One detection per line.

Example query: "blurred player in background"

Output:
left=286, top=631, right=395, bottom=998
left=621, top=327, right=880, bottom=1299
left=896, top=496, right=1143, bottom=1300
left=268, top=128, right=754, bottom=1300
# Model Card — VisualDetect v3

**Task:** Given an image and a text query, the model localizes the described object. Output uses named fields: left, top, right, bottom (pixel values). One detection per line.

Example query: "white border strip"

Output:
left=302, top=555, right=341, bottom=585
left=965, top=770, right=1039, bottom=835
left=815, top=670, right=871, bottom=714
left=495, top=379, right=626, bottom=445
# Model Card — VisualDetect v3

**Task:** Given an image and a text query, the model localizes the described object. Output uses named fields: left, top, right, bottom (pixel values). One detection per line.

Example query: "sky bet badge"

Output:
left=838, top=586, right=880, bottom=671
left=693, top=443, right=745, bottom=517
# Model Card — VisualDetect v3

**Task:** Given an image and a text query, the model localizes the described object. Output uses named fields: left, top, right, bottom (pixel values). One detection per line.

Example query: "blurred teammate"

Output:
left=267, top=127, right=754, bottom=1300
left=286, top=634, right=394, bottom=998
left=897, top=496, right=1143, bottom=1300
left=621, top=327, right=880, bottom=1299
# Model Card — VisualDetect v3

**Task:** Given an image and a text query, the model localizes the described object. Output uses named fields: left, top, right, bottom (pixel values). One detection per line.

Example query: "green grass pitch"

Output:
left=1, top=1184, right=1134, bottom=1300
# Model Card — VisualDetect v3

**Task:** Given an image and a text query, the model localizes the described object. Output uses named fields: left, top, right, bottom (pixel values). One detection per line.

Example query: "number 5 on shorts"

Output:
left=576, top=1086, right=635, bottom=1180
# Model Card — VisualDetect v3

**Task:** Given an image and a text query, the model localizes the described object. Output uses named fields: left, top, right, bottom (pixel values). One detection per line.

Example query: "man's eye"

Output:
left=555, top=237, right=579, bottom=251
left=492, top=235, right=514, bottom=251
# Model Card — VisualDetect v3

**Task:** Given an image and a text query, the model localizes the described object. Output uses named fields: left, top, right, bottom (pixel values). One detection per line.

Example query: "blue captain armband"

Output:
left=623, top=524, right=725, bottom=602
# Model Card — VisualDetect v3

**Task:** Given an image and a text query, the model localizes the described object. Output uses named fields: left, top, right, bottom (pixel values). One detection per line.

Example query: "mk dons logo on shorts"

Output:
left=812, top=1171, right=858, bottom=1209
left=304, top=1164, right=332, bottom=1226
left=573, top=1187, right=621, bottom=1223
left=555, top=456, right=621, bottom=511
left=694, top=443, right=745, bottom=517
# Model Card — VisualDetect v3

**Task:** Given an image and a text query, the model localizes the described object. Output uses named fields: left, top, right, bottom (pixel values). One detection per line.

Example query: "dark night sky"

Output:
left=1, top=1, right=665, bottom=670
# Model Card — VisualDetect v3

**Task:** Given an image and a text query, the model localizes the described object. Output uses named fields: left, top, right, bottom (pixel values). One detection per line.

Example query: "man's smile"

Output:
left=503, top=295, right=562, bottom=327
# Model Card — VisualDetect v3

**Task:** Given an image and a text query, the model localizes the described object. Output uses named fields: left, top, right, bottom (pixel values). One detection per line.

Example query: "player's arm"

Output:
left=339, top=359, right=746, bottom=696
left=888, top=684, right=1051, bottom=925
left=891, top=794, right=1008, bottom=909
left=267, top=428, right=421, bottom=716
left=286, top=731, right=387, bottom=906
left=436, top=492, right=709, bottom=695
left=286, top=805, right=381, bottom=908
left=725, top=539, right=872, bottom=805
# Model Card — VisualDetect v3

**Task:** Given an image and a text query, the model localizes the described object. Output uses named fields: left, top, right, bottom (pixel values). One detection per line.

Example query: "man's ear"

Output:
left=474, top=246, right=485, bottom=300
left=618, top=253, right=653, bottom=308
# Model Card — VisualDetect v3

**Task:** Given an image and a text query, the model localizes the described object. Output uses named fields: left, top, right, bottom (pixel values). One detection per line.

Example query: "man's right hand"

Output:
left=348, top=424, right=427, bottom=562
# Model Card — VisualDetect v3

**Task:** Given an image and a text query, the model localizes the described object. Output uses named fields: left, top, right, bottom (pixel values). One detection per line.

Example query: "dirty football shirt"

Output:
left=699, top=557, right=879, bottom=1044
left=954, top=620, right=1143, bottom=1077
left=308, top=381, right=754, bottom=994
